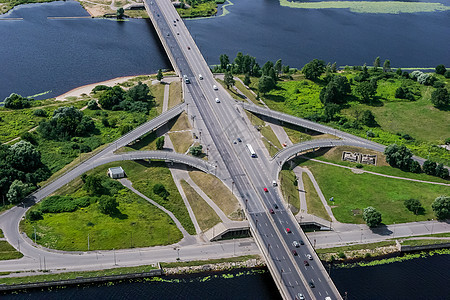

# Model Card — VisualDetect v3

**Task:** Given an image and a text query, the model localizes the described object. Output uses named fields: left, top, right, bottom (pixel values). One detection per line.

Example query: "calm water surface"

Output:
left=1, top=0, right=449, bottom=100
left=3, top=254, right=450, bottom=299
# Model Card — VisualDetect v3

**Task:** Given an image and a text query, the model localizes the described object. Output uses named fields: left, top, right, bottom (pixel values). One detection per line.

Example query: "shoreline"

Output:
left=54, top=74, right=153, bottom=101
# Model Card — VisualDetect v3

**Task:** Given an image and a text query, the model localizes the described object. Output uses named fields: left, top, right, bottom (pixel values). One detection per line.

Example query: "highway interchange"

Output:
left=0, top=1, right=443, bottom=299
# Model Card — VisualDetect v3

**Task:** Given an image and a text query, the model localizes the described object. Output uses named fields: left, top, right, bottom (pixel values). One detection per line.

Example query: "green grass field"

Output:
left=302, top=172, right=331, bottom=221
left=22, top=188, right=183, bottom=251
left=0, top=241, right=23, bottom=260
left=180, top=180, right=221, bottom=231
left=279, top=167, right=300, bottom=213
left=240, top=71, right=449, bottom=165
left=298, top=159, right=449, bottom=224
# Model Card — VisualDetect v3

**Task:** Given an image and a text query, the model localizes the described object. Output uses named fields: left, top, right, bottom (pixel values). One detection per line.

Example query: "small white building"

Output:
left=107, top=167, right=125, bottom=179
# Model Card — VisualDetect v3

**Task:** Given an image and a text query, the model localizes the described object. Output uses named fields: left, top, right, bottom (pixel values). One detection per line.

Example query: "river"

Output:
left=2, top=254, right=450, bottom=299
left=1, top=0, right=449, bottom=100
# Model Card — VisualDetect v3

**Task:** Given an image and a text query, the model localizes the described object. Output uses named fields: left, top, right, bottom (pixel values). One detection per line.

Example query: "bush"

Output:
left=366, top=130, right=376, bottom=138
left=445, top=70, right=450, bottom=79
left=119, top=124, right=133, bottom=135
left=87, top=100, right=99, bottom=110
left=338, top=252, right=346, bottom=259
left=404, top=198, right=424, bottom=215
left=356, top=163, right=364, bottom=169
left=40, top=196, right=77, bottom=213
left=4, top=93, right=31, bottom=109
left=430, top=88, right=449, bottom=109
left=33, top=109, right=47, bottom=117
left=21, top=132, right=38, bottom=145
left=92, top=85, right=111, bottom=92
left=98, top=195, right=118, bottom=215
left=28, top=210, right=43, bottom=221
left=189, top=145, right=203, bottom=157
left=435, top=64, right=446, bottom=75
left=153, top=183, right=169, bottom=199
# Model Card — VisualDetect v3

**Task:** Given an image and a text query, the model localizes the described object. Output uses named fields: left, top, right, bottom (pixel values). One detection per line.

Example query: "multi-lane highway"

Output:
left=144, top=0, right=342, bottom=298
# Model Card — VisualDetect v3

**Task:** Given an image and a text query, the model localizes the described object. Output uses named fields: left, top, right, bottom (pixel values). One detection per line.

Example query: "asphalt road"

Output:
left=144, top=1, right=342, bottom=299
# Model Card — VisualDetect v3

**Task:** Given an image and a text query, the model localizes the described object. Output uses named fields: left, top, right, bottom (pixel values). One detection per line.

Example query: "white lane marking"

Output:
left=311, top=266, right=314, bottom=270
left=295, top=280, right=299, bottom=285
left=318, top=278, right=322, bottom=282
left=319, top=292, right=322, bottom=296
left=276, top=244, right=279, bottom=248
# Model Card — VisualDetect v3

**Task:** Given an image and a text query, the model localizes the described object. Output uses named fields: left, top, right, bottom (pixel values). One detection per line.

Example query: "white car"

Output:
left=213, top=84, right=218, bottom=90
left=199, top=74, right=203, bottom=80
left=292, top=241, right=300, bottom=248
left=215, top=98, right=220, bottom=103
left=307, top=254, right=313, bottom=260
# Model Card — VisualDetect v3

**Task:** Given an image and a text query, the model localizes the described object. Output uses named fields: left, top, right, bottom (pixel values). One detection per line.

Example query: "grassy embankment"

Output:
left=0, top=0, right=56, bottom=14
left=160, top=254, right=260, bottom=268
left=279, top=166, right=300, bottom=213
left=239, top=70, right=450, bottom=165
left=302, top=172, right=331, bottom=221
left=180, top=180, right=221, bottom=231
left=189, top=170, right=243, bottom=220
left=0, top=264, right=158, bottom=285
left=22, top=160, right=196, bottom=250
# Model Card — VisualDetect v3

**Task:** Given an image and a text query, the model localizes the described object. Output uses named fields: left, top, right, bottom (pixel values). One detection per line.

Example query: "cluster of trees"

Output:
left=95, top=82, right=154, bottom=113
left=37, top=106, right=95, bottom=141
left=404, top=198, right=424, bottom=215
left=0, top=141, right=50, bottom=204
left=153, top=183, right=170, bottom=199
left=3, top=93, right=31, bottom=109
left=384, top=144, right=448, bottom=178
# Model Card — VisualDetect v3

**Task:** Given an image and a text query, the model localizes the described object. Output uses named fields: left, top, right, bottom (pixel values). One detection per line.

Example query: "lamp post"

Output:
left=231, top=181, right=235, bottom=195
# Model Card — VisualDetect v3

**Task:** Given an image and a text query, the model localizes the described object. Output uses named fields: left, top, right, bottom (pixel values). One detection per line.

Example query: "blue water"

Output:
left=2, top=254, right=450, bottom=299
left=0, top=1, right=170, bottom=100
left=1, top=0, right=450, bottom=100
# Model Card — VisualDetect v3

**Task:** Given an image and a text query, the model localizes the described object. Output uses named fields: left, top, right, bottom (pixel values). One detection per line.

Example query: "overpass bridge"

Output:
left=143, top=1, right=343, bottom=299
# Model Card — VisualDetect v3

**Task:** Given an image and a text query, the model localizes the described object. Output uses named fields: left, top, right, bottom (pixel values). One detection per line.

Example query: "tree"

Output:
left=435, top=64, right=446, bottom=75
left=117, top=7, right=125, bottom=19
left=98, top=86, right=126, bottom=110
left=432, top=196, right=450, bottom=220
left=383, top=59, right=391, bottom=72
left=319, top=75, right=351, bottom=105
left=282, top=65, right=290, bottom=74
left=363, top=206, right=382, bottom=227
left=6, top=180, right=32, bottom=204
left=373, top=56, right=380, bottom=70
left=274, top=59, right=282, bottom=77
left=422, top=160, right=437, bottom=175
left=87, top=100, right=99, bottom=110
left=4, top=93, right=31, bottom=109
left=219, top=54, right=229, bottom=70
left=354, top=81, right=376, bottom=103
left=224, top=71, right=235, bottom=89
left=9, top=141, right=42, bottom=172
left=258, top=76, right=276, bottom=95
left=322, top=103, right=340, bottom=121
left=435, top=163, right=448, bottom=179
left=153, top=183, right=169, bottom=199
left=409, top=160, right=422, bottom=173
left=189, top=145, right=203, bottom=157
left=261, top=61, right=274, bottom=77
left=127, top=81, right=151, bottom=102
left=430, top=88, right=449, bottom=108
left=234, top=52, right=244, bottom=73
left=98, top=195, right=118, bottom=215
left=384, top=144, right=413, bottom=170
left=84, top=175, right=104, bottom=195
left=156, top=136, right=165, bottom=150
left=361, top=110, right=377, bottom=127
left=302, top=59, right=325, bottom=81
left=243, top=73, right=251, bottom=86
left=156, top=69, right=163, bottom=81
left=331, top=62, right=337, bottom=73
left=404, top=198, right=424, bottom=215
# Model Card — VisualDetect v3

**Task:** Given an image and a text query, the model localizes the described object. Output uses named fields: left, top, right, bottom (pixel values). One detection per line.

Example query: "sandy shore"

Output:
left=55, top=75, right=151, bottom=101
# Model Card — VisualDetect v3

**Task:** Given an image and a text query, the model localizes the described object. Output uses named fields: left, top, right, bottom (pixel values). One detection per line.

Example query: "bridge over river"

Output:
left=143, top=1, right=343, bottom=299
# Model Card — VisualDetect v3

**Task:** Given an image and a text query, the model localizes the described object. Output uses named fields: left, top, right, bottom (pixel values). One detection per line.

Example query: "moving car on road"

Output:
left=307, top=254, right=313, bottom=260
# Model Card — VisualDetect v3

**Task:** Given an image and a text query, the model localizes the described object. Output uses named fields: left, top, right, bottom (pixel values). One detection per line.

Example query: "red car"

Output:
left=270, top=209, right=274, bottom=214
left=292, top=249, right=298, bottom=256
left=285, top=228, right=291, bottom=233
left=263, top=187, right=268, bottom=192
left=303, top=260, right=309, bottom=266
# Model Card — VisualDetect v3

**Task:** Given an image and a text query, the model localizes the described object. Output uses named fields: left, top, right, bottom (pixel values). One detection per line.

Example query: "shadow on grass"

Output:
left=110, top=208, right=128, bottom=220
